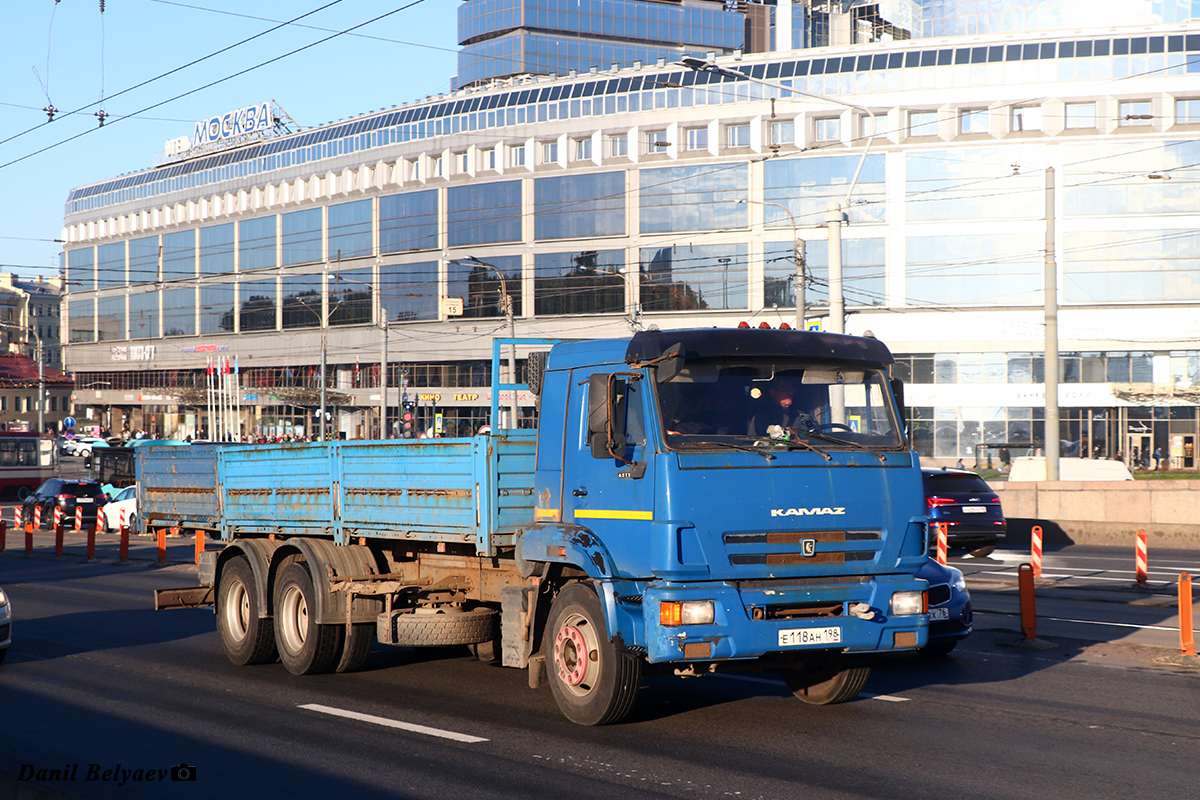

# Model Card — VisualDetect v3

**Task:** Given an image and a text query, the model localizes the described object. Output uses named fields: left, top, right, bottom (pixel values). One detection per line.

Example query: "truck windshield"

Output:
left=656, top=358, right=904, bottom=451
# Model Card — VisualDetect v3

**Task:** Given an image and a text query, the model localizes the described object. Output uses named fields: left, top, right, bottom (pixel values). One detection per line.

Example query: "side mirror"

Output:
left=588, top=374, right=627, bottom=460
left=655, top=342, right=684, bottom=384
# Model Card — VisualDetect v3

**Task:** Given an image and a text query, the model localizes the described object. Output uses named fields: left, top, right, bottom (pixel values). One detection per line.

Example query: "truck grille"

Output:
left=724, top=530, right=879, bottom=567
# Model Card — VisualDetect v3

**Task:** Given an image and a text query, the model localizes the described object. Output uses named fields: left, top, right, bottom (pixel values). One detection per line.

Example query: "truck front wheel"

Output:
left=274, top=562, right=343, bottom=675
left=782, top=654, right=872, bottom=705
left=544, top=583, right=642, bottom=726
left=216, top=556, right=277, bottom=666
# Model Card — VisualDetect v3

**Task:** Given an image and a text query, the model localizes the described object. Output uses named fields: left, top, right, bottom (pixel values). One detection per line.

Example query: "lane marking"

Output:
left=299, top=703, right=489, bottom=743
left=975, top=609, right=1189, bottom=633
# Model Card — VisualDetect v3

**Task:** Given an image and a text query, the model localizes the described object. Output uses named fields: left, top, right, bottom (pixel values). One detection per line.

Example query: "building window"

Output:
left=909, top=111, right=938, bottom=137
left=1, top=396, right=6, bottom=412
left=542, top=141, right=558, bottom=163
left=609, top=134, right=628, bottom=157
left=410, top=159, right=421, bottom=181
left=1065, top=102, right=1096, bottom=129
left=433, top=156, right=444, bottom=177
left=1119, top=100, right=1153, bottom=126
left=455, top=151, right=469, bottom=173
left=814, top=117, right=840, bottom=142
left=685, top=127, right=708, bottom=151
left=575, top=138, right=592, bottom=161
left=769, top=120, right=794, bottom=149
left=1011, top=105, right=1042, bottom=132
left=511, top=145, right=526, bottom=168
left=1176, top=99, right=1200, bottom=124
left=644, top=129, right=668, bottom=153
left=485, top=148, right=497, bottom=170
left=959, top=109, right=988, bottom=135
left=726, top=123, right=750, bottom=148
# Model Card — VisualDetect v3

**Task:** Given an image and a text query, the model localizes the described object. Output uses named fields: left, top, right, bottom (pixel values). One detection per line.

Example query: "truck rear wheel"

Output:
left=274, top=562, right=343, bottom=675
left=216, top=556, right=277, bottom=665
left=544, top=583, right=641, bottom=726
left=783, top=654, right=872, bottom=705
left=336, top=624, right=373, bottom=673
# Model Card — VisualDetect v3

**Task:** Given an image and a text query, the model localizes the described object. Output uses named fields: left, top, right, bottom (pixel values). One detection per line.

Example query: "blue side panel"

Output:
left=211, top=434, right=538, bottom=552
left=137, top=444, right=222, bottom=527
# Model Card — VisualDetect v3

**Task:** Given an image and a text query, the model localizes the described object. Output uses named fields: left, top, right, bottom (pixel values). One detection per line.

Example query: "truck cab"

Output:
left=522, top=328, right=929, bottom=721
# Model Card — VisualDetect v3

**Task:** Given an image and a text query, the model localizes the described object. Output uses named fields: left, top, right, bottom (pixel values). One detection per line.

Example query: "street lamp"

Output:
left=738, top=198, right=805, bottom=329
left=451, top=256, right=519, bottom=429
left=681, top=56, right=878, bottom=334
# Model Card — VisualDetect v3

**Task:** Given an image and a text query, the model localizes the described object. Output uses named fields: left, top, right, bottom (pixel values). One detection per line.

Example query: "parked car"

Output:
left=61, top=436, right=107, bottom=458
left=918, top=559, right=972, bottom=655
left=99, top=484, right=138, bottom=533
left=922, top=467, right=1007, bottom=557
left=0, top=585, right=10, bottom=665
left=22, top=479, right=109, bottom=529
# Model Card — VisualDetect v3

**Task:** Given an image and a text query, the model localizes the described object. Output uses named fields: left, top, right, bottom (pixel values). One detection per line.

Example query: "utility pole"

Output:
left=1044, top=167, right=1060, bottom=480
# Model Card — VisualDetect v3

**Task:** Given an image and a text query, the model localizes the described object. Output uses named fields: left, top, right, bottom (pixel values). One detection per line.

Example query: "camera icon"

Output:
left=170, top=763, right=197, bottom=782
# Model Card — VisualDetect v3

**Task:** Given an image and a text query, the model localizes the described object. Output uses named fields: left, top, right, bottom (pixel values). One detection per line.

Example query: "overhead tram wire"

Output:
left=0, top=0, right=436, bottom=170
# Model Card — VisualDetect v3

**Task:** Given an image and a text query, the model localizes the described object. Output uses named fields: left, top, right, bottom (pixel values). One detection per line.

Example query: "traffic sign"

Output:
left=64, top=416, right=76, bottom=428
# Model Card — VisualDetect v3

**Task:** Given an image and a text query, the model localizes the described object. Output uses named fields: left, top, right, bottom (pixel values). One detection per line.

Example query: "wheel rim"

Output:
left=553, top=612, right=598, bottom=697
left=278, top=582, right=309, bottom=655
left=222, top=580, right=250, bottom=643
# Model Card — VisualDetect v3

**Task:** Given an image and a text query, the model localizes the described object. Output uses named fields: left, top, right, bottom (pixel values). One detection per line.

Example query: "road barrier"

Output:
left=33, top=506, right=41, bottom=528
left=1031, top=525, right=1044, bottom=577
left=119, top=525, right=129, bottom=561
left=1135, top=530, right=1149, bottom=585
left=1018, top=563, right=1038, bottom=640
left=0, top=520, right=5, bottom=553
left=86, top=525, right=96, bottom=560
left=52, top=507, right=61, bottom=529
left=157, top=528, right=166, bottom=563
left=24, top=522, right=32, bottom=555
left=1180, top=574, right=1195, bottom=657
left=13, top=507, right=19, bottom=528
left=194, top=530, right=205, bottom=565
left=74, top=506, right=83, bottom=531
left=54, top=522, right=64, bottom=558
left=935, top=522, right=948, bottom=565
left=120, top=507, right=127, bottom=530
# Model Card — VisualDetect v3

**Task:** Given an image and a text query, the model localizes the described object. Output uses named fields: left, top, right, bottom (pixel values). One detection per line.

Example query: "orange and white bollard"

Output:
left=14, top=506, right=21, bottom=528
left=1031, top=525, right=1044, bottom=578
left=54, top=522, right=64, bottom=558
left=935, top=522, right=948, bottom=565
left=96, top=507, right=105, bottom=532
left=1135, top=530, right=1149, bottom=585
left=74, top=506, right=83, bottom=531
left=194, top=530, right=205, bottom=565
left=120, top=507, right=127, bottom=530
left=1018, top=563, right=1038, bottom=640
left=157, top=527, right=167, bottom=563
left=33, top=505, right=41, bottom=529
left=1179, top=573, right=1195, bottom=657
left=52, top=507, right=61, bottom=529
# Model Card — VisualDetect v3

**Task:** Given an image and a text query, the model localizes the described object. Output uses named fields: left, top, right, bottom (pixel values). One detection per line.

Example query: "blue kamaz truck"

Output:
left=154, top=327, right=931, bottom=725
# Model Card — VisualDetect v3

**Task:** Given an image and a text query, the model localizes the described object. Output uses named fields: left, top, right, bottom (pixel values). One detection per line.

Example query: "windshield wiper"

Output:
left=769, top=436, right=833, bottom=461
left=673, top=439, right=776, bottom=462
left=802, top=430, right=888, bottom=463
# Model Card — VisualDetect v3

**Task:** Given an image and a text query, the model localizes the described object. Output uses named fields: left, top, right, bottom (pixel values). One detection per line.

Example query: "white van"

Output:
left=1007, top=457, right=1133, bottom=481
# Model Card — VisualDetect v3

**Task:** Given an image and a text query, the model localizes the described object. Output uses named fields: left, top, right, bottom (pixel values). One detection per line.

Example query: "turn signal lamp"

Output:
left=660, top=600, right=715, bottom=626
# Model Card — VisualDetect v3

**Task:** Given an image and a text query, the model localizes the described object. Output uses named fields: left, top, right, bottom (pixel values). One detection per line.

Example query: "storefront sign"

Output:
left=110, top=345, right=156, bottom=362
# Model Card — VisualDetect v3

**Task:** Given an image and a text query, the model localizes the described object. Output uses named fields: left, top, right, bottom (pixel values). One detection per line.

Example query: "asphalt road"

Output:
left=1, top=543, right=1197, bottom=800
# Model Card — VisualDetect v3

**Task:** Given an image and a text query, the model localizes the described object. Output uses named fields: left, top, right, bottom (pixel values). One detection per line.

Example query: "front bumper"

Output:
left=640, top=576, right=929, bottom=664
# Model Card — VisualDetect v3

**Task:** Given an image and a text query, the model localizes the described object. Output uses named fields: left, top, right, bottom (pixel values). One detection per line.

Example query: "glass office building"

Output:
left=61, top=2, right=1200, bottom=467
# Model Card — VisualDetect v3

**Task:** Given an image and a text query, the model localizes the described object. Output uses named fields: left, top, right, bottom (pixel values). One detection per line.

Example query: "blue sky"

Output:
left=0, top=0, right=459, bottom=277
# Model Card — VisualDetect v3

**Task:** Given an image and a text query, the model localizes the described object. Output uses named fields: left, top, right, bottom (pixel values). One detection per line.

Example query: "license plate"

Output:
left=778, top=626, right=842, bottom=647
left=929, top=607, right=949, bottom=621
left=961, top=506, right=986, bottom=513
left=77, top=498, right=93, bottom=504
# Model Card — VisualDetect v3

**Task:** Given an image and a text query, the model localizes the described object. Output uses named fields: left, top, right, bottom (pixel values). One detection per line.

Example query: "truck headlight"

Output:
left=890, top=590, right=926, bottom=617
left=660, top=600, right=715, bottom=626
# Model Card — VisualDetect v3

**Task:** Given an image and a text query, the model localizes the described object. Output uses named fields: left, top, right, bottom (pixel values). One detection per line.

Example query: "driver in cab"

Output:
left=748, top=382, right=815, bottom=437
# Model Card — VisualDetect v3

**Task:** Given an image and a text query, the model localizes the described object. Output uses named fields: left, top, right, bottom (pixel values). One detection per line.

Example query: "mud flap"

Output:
left=501, top=585, right=537, bottom=669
